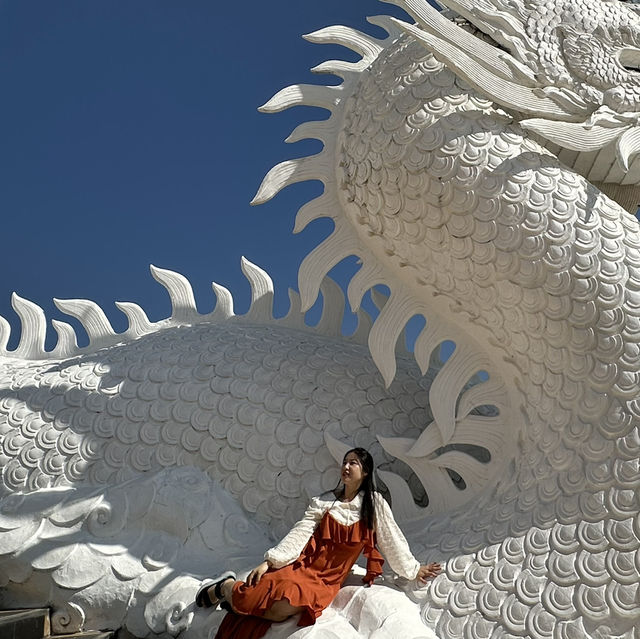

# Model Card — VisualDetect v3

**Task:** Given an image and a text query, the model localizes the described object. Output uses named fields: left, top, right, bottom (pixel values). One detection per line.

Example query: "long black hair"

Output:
left=334, top=447, right=376, bottom=530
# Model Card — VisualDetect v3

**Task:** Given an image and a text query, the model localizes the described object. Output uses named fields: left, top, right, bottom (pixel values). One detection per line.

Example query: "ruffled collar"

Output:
left=318, top=492, right=363, bottom=509
left=313, top=492, right=364, bottom=528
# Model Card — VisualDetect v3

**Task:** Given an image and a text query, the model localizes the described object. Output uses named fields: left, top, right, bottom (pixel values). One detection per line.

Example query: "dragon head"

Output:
left=387, top=0, right=640, bottom=191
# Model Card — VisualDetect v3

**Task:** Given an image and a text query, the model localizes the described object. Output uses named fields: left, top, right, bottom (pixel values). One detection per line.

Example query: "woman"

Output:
left=196, top=448, right=441, bottom=639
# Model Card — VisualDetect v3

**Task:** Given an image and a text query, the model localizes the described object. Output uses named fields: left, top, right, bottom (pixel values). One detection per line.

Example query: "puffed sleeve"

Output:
left=264, top=497, right=326, bottom=568
left=373, top=493, right=420, bottom=580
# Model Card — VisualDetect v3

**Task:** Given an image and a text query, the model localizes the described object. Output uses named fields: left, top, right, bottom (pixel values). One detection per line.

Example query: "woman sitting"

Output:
left=196, top=447, right=441, bottom=639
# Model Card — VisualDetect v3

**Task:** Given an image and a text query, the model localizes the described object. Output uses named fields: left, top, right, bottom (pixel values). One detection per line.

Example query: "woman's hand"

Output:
left=417, top=562, right=441, bottom=583
left=247, top=560, right=270, bottom=586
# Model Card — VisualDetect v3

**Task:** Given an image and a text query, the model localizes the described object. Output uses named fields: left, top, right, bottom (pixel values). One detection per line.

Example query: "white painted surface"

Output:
left=1, top=1, right=640, bottom=637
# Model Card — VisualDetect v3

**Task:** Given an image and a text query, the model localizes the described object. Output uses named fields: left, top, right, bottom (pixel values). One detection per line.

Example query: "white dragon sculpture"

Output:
left=1, top=1, right=639, bottom=638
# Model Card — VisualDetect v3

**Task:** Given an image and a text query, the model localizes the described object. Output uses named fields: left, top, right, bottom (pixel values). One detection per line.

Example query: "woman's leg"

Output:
left=219, top=578, right=236, bottom=609
left=262, top=599, right=304, bottom=622
left=219, top=579, right=303, bottom=622
left=203, top=577, right=236, bottom=609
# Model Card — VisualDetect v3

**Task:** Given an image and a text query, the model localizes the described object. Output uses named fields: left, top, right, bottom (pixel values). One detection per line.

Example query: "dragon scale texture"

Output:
left=333, top=31, right=640, bottom=639
left=2, top=1, right=640, bottom=638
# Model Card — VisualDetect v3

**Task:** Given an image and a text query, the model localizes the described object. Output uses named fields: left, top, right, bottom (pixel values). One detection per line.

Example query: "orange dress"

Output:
left=214, top=511, right=384, bottom=639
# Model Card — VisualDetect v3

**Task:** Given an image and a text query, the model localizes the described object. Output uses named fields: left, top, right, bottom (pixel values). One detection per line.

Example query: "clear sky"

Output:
left=2, top=2, right=637, bottom=354
left=0, top=0, right=412, bottom=350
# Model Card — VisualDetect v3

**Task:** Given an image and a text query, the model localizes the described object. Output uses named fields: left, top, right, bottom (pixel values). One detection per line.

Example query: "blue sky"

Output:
left=4, top=2, right=636, bottom=355
left=0, top=1, right=410, bottom=350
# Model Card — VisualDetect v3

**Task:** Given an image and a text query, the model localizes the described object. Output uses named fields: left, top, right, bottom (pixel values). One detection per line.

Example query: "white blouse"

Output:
left=264, top=492, right=421, bottom=580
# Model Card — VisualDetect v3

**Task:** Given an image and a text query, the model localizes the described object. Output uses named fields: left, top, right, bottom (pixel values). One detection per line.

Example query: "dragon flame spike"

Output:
left=209, top=282, right=235, bottom=320
left=365, top=14, right=404, bottom=38
left=413, top=317, right=452, bottom=374
left=285, top=120, right=334, bottom=145
left=258, top=84, right=343, bottom=114
left=350, top=307, right=374, bottom=346
left=150, top=265, right=199, bottom=323
left=298, top=223, right=358, bottom=312
left=0, top=259, right=371, bottom=361
left=376, top=469, right=425, bottom=523
left=293, top=193, right=339, bottom=234
left=53, top=298, right=117, bottom=347
left=428, top=344, right=491, bottom=444
left=403, top=422, right=445, bottom=458
left=241, top=257, right=274, bottom=323
left=310, top=60, right=368, bottom=80
left=0, top=315, right=11, bottom=353
left=280, top=288, right=307, bottom=330
left=381, top=434, right=468, bottom=512
left=303, top=25, right=386, bottom=61
left=324, top=431, right=352, bottom=465
left=433, top=450, right=491, bottom=486
left=51, top=320, right=79, bottom=358
left=368, top=289, right=423, bottom=387
left=11, top=293, right=48, bottom=359
left=252, top=155, right=331, bottom=205
left=449, top=415, right=507, bottom=456
left=346, top=261, right=386, bottom=312
left=316, top=278, right=346, bottom=338
left=370, top=287, right=390, bottom=312
left=456, top=377, right=507, bottom=420
left=114, top=302, right=153, bottom=337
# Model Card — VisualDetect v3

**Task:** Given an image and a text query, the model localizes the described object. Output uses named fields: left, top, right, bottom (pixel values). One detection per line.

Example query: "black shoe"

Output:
left=195, top=571, right=236, bottom=608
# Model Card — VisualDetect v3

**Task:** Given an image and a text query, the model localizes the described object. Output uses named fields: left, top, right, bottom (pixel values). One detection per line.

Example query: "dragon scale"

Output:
left=332, top=31, right=640, bottom=639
